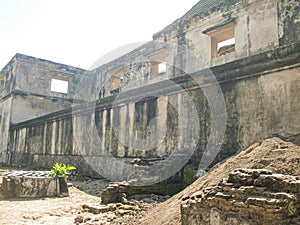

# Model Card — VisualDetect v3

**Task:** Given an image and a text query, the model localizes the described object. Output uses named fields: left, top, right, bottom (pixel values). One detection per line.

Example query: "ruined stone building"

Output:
left=0, top=0, right=299, bottom=186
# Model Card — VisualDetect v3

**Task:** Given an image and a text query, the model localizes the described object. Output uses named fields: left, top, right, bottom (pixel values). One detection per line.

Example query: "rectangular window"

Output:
left=211, top=26, right=235, bottom=58
left=51, top=78, right=68, bottom=94
left=203, top=19, right=236, bottom=58
left=158, top=62, right=167, bottom=74
left=110, top=68, right=124, bottom=92
left=150, top=61, right=167, bottom=76
left=149, top=49, right=167, bottom=76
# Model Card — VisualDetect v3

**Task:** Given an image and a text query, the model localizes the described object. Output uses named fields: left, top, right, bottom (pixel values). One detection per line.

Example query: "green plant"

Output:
left=49, top=162, right=76, bottom=177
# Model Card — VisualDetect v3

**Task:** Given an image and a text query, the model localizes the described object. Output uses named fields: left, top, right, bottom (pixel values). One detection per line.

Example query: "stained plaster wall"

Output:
left=0, top=54, right=87, bottom=164
left=91, top=0, right=300, bottom=99
left=9, top=55, right=86, bottom=124
left=155, top=0, right=297, bottom=72
left=87, top=42, right=174, bottom=101
left=279, top=0, right=300, bottom=45
left=236, top=67, right=300, bottom=150
left=4, top=0, right=300, bottom=179
left=0, top=57, right=15, bottom=164
left=8, top=43, right=300, bottom=178
left=0, top=98, right=12, bottom=164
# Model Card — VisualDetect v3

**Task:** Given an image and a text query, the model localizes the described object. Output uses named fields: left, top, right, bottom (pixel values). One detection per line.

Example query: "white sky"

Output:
left=0, top=0, right=199, bottom=70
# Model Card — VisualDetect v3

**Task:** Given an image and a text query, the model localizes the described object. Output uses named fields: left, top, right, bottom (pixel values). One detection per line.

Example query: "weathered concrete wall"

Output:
left=10, top=94, right=74, bottom=124
left=87, top=41, right=171, bottom=100
left=236, top=67, right=300, bottom=150
left=0, top=54, right=86, bottom=164
left=155, top=0, right=300, bottom=70
left=8, top=43, right=300, bottom=180
left=10, top=112, right=75, bottom=170
left=279, top=0, right=300, bottom=45
left=0, top=59, right=15, bottom=164
left=0, top=56, right=17, bottom=98
left=75, top=0, right=300, bottom=102
left=1, top=0, right=299, bottom=183
left=0, top=54, right=87, bottom=124
left=13, top=54, right=85, bottom=99
left=0, top=98, right=12, bottom=164
left=184, top=0, right=280, bottom=67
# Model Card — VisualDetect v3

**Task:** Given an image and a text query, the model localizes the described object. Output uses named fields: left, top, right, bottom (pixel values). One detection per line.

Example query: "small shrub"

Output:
left=49, top=162, right=76, bottom=177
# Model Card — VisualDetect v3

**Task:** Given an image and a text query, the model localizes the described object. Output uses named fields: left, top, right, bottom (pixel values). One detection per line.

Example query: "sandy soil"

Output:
left=0, top=186, right=101, bottom=225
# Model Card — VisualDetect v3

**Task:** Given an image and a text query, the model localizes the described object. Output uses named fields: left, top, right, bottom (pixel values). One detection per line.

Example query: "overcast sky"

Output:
left=0, top=0, right=199, bottom=70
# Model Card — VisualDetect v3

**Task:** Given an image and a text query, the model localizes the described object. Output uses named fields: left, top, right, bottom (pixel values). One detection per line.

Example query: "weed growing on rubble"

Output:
left=49, top=162, right=76, bottom=177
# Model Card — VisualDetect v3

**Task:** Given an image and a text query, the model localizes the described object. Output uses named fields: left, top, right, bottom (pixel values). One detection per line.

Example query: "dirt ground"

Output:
left=0, top=137, right=299, bottom=225
left=0, top=185, right=100, bottom=225
left=0, top=170, right=155, bottom=225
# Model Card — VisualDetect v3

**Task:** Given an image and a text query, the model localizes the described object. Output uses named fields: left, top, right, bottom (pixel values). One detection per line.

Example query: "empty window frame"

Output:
left=149, top=49, right=167, bottom=76
left=150, top=61, right=167, bottom=76
left=158, top=62, right=167, bottom=74
left=110, top=68, right=124, bottom=91
left=204, top=20, right=236, bottom=58
left=51, top=77, right=69, bottom=94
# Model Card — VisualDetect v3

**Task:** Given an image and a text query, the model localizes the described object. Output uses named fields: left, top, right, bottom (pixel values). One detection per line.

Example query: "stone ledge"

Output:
left=181, top=169, right=300, bottom=225
left=0, top=171, right=69, bottom=198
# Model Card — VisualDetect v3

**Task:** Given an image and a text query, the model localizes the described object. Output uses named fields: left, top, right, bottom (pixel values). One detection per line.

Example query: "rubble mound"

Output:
left=127, top=137, right=300, bottom=225
left=181, top=168, right=300, bottom=225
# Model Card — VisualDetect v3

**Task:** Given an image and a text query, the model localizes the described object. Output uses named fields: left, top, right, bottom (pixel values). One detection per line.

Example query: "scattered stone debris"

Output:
left=82, top=203, right=110, bottom=214
left=82, top=202, right=141, bottom=216
left=75, top=198, right=154, bottom=225
left=101, top=181, right=170, bottom=205
left=74, top=215, right=84, bottom=224
left=101, top=182, right=129, bottom=204
left=181, top=169, right=300, bottom=225
left=129, top=194, right=170, bottom=203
